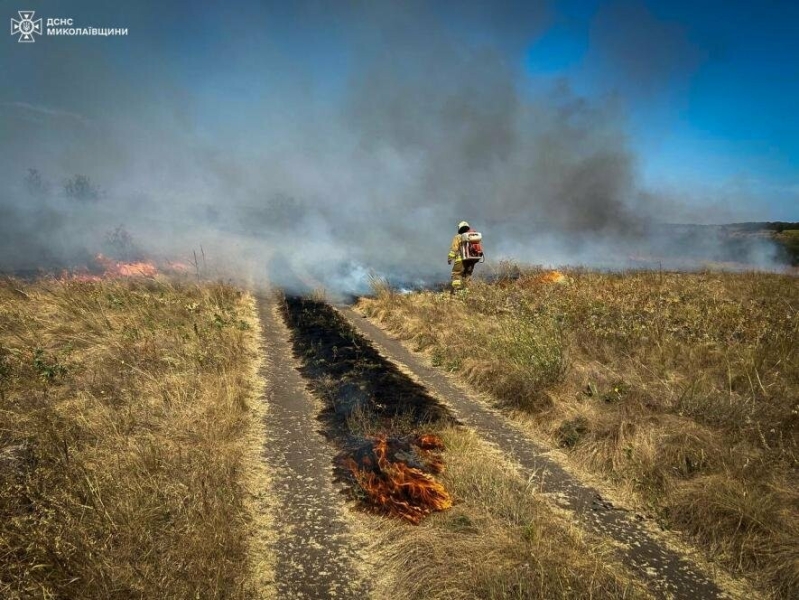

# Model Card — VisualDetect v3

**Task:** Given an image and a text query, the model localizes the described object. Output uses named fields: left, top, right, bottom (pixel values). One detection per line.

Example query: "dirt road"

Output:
left=257, top=297, right=369, bottom=599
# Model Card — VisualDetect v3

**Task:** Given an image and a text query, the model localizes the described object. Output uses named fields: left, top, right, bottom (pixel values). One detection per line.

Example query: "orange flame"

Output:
left=60, top=255, right=160, bottom=281
left=536, top=270, right=566, bottom=284
left=94, top=254, right=158, bottom=277
left=416, top=433, right=446, bottom=450
left=345, top=434, right=452, bottom=524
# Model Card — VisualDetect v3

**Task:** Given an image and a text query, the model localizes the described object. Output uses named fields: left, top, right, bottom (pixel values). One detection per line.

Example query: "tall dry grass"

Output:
left=0, top=276, right=269, bottom=599
left=359, top=268, right=799, bottom=597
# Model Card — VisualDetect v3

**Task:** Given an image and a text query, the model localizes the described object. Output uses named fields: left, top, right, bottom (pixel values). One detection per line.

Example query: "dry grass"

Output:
left=359, top=267, right=799, bottom=597
left=372, top=426, right=651, bottom=600
left=0, top=276, right=269, bottom=599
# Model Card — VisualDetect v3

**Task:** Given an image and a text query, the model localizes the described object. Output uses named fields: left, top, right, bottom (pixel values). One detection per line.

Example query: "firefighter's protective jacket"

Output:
left=448, top=234, right=462, bottom=263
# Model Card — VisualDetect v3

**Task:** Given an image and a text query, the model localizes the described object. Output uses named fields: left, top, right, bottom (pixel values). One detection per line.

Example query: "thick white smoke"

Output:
left=0, top=0, right=784, bottom=294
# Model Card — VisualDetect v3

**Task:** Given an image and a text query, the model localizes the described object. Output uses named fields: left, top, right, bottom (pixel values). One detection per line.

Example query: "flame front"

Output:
left=95, top=254, right=158, bottom=277
left=345, top=434, right=452, bottom=524
left=61, top=254, right=160, bottom=281
left=536, top=270, right=566, bottom=284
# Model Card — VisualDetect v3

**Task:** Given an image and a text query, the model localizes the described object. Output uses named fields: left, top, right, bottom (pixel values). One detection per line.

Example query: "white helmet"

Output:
left=458, top=221, right=469, bottom=230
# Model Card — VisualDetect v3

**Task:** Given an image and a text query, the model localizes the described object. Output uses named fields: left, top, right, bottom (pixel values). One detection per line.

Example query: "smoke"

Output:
left=589, top=0, right=703, bottom=97
left=0, top=0, right=784, bottom=295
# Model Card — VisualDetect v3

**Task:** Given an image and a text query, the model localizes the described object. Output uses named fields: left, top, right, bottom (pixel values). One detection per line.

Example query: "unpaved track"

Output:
left=257, top=297, right=369, bottom=599
left=338, top=306, right=729, bottom=600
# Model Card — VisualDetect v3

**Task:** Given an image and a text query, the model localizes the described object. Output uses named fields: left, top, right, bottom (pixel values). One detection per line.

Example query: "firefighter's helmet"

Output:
left=458, top=220, right=470, bottom=233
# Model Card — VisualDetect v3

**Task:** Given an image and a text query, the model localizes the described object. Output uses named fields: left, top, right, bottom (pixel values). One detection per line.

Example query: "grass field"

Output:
left=359, top=266, right=799, bottom=597
left=4, top=268, right=795, bottom=598
left=0, top=277, right=651, bottom=600
left=0, top=277, right=270, bottom=599
left=282, top=296, right=650, bottom=599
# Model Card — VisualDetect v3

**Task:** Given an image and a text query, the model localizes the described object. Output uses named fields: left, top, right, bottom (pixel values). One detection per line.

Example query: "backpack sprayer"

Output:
left=460, top=231, right=485, bottom=262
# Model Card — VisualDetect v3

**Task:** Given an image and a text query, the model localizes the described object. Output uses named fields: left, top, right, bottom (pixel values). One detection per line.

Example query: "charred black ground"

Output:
left=281, top=296, right=455, bottom=435
left=280, top=295, right=458, bottom=521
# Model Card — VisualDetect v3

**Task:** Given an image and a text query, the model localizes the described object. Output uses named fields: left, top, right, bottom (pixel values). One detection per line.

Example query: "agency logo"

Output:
left=10, top=10, right=42, bottom=42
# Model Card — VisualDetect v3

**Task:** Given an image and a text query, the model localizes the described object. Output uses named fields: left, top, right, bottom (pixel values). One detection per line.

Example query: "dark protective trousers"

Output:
left=451, top=259, right=479, bottom=291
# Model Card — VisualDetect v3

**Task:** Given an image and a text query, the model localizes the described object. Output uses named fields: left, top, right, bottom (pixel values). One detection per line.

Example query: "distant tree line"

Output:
left=24, top=168, right=102, bottom=202
left=22, top=168, right=140, bottom=262
left=727, top=222, right=799, bottom=233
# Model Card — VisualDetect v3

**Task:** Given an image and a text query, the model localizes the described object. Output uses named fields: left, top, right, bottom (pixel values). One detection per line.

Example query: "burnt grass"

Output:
left=280, top=296, right=457, bottom=492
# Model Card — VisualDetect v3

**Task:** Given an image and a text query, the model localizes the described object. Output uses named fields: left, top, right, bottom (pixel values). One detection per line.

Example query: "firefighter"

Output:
left=448, top=220, right=483, bottom=293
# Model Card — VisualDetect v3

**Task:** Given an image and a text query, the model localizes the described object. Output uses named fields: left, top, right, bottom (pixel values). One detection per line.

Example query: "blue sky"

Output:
left=525, top=0, right=799, bottom=219
left=2, top=0, right=798, bottom=221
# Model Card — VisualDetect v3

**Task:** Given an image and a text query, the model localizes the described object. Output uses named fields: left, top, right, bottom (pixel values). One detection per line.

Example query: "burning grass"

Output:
left=281, top=295, right=454, bottom=523
left=59, top=254, right=187, bottom=282
left=359, top=267, right=799, bottom=598
left=344, top=434, right=451, bottom=524
left=0, top=275, right=270, bottom=599
left=535, top=269, right=568, bottom=284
